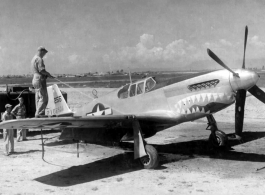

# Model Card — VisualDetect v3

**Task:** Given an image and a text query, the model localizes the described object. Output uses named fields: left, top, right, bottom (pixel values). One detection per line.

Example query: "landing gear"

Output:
left=206, top=114, right=228, bottom=147
left=209, top=130, right=227, bottom=147
left=139, top=144, right=159, bottom=169
left=133, top=119, right=159, bottom=169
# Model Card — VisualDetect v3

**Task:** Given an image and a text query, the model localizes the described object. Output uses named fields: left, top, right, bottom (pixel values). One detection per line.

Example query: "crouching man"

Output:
left=2, top=104, right=14, bottom=156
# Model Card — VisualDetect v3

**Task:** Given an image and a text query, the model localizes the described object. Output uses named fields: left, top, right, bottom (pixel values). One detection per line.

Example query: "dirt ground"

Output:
left=1, top=88, right=265, bottom=195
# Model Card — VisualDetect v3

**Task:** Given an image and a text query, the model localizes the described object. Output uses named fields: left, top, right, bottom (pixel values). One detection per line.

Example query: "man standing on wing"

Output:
left=31, top=46, right=54, bottom=117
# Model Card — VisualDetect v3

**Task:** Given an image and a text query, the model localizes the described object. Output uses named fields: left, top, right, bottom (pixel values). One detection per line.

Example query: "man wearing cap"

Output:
left=31, top=46, right=54, bottom=117
left=11, top=97, right=27, bottom=141
left=2, top=104, right=14, bottom=156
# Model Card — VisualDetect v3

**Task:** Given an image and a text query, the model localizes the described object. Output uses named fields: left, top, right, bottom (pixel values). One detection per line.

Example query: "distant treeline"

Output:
left=0, top=73, right=190, bottom=88
left=1, top=71, right=265, bottom=88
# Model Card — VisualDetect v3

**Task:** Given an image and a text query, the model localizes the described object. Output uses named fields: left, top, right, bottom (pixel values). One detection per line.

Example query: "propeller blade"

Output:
left=235, top=84, right=265, bottom=136
left=242, top=26, right=248, bottom=69
left=207, top=49, right=239, bottom=77
left=248, top=85, right=265, bottom=104
left=235, top=89, right=246, bottom=136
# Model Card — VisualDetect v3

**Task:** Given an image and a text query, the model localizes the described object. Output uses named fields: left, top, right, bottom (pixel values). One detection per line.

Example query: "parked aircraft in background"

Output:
left=1, top=26, right=265, bottom=169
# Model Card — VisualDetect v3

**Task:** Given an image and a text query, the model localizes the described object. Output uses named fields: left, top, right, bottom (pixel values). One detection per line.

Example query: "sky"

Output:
left=0, top=0, right=265, bottom=75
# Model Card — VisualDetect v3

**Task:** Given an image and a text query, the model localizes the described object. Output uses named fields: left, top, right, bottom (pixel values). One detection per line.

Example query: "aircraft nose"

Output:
left=230, top=69, right=259, bottom=92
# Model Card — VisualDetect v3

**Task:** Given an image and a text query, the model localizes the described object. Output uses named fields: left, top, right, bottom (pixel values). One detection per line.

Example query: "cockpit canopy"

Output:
left=118, top=77, right=156, bottom=99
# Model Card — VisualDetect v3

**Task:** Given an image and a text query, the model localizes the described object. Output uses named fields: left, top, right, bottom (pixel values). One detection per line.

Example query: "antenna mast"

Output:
left=128, top=67, right=132, bottom=84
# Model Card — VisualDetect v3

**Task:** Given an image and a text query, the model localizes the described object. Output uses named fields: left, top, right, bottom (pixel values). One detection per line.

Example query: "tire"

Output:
left=139, top=144, right=159, bottom=169
left=209, top=130, right=227, bottom=147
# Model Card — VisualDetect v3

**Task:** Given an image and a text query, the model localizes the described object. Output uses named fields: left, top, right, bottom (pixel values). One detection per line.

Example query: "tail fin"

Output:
left=45, top=84, right=73, bottom=116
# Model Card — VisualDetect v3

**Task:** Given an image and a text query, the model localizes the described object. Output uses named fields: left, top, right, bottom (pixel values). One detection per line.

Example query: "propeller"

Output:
left=248, top=85, right=265, bottom=104
left=235, top=26, right=248, bottom=137
left=207, top=49, right=239, bottom=78
left=207, top=26, right=265, bottom=139
left=242, top=26, right=248, bottom=69
left=235, top=89, right=246, bottom=137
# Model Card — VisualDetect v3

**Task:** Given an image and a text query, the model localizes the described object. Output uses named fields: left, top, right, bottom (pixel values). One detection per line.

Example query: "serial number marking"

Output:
left=46, top=106, right=64, bottom=115
left=54, top=96, right=62, bottom=103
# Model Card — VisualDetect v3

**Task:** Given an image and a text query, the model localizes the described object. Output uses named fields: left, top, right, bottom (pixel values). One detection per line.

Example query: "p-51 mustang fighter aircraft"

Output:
left=1, top=26, right=265, bottom=169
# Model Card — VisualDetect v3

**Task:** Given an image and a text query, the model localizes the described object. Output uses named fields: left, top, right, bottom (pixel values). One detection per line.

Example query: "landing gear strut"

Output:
left=206, top=115, right=227, bottom=147
left=133, top=119, right=159, bottom=169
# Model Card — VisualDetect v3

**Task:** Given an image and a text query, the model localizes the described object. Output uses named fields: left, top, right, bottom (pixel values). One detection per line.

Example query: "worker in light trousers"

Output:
left=11, top=97, right=27, bottom=141
left=2, top=104, right=14, bottom=156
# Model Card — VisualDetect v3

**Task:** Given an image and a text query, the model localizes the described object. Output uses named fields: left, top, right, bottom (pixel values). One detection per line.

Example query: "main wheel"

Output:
left=209, top=130, right=227, bottom=147
left=139, top=144, right=159, bottom=169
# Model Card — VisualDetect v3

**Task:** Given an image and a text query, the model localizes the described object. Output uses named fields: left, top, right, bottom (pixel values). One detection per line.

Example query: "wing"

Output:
left=0, top=115, right=136, bottom=129
left=0, top=115, right=178, bottom=130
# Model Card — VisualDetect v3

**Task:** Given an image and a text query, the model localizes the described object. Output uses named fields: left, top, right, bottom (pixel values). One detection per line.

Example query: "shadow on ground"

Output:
left=35, top=152, right=141, bottom=186
left=157, top=131, right=265, bottom=165
left=34, top=131, right=265, bottom=186
left=11, top=150, right=42, bottom=155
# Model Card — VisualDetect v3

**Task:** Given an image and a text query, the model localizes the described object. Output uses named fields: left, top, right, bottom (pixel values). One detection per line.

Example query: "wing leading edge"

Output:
left=0, top=115, right=177, bottom=130
left=0, top=116, right=134, bottom=129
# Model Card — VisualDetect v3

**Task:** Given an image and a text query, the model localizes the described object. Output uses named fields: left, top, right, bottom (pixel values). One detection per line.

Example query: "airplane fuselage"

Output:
left=75, top=69, right=258, bottom=134
left=0, top=68, right=259, bottom=150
